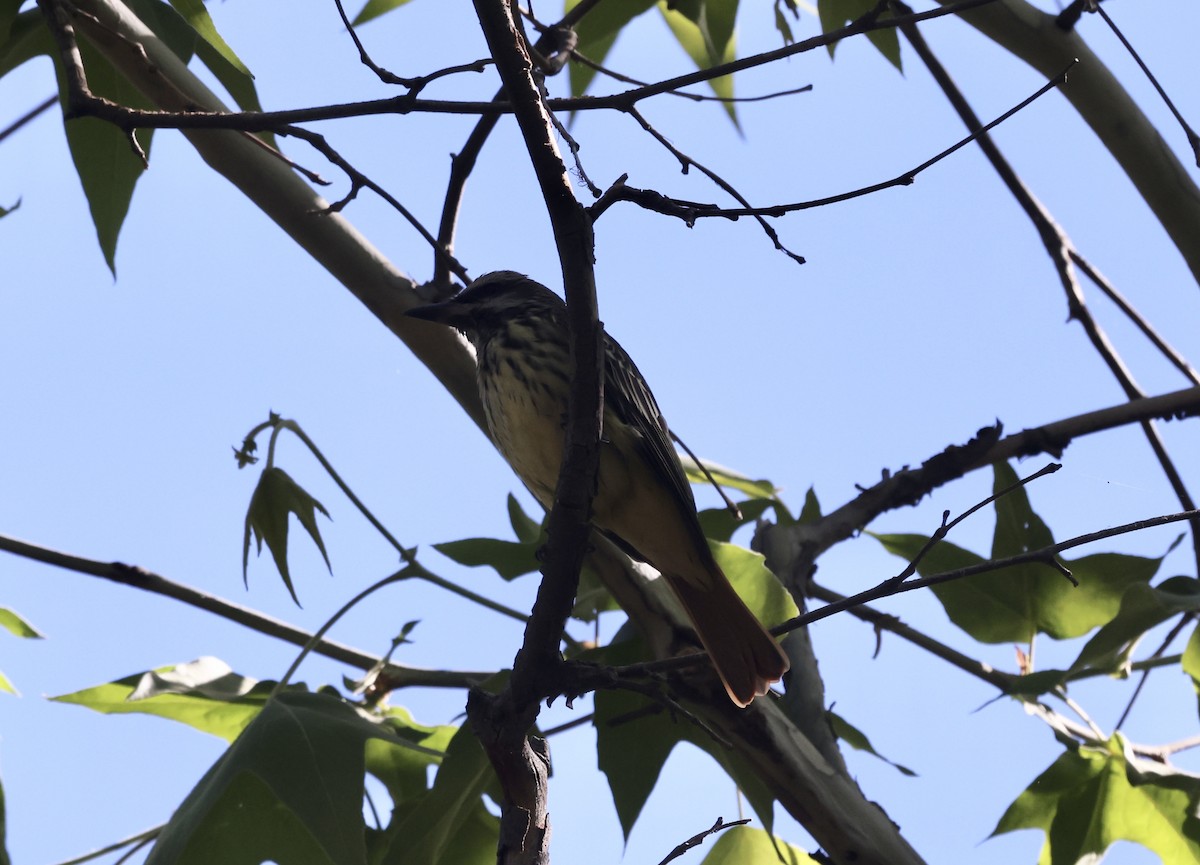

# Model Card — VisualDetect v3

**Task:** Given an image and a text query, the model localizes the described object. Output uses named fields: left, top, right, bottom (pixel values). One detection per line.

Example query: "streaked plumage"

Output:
left=407, top=271, right=789, bottom=706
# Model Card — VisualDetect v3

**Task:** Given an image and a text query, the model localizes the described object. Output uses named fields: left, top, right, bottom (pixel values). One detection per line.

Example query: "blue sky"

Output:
left=2, top=1, right=1198, bottom=863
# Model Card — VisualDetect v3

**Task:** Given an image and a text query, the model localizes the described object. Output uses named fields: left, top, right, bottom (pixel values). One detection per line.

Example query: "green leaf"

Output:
left=52, top=657, right=272, bottom=742
left=433, top=537, right=539, bottom=581
left=658, top=0, right=740, bottom=114
left=434, top=495, right=544, bottom=580
left=146, top=690, right=394, bottom=865
left=682, top=457, right=780, bottom=504
left=568, top=0, right=657, bottom=98
left=380, top=724, right=499, bottom=865
left=352, top=0, right=417, bottom=27
left=874, top=463, right=1166, bottom=644
left=709, top=540, right=798, bottom=627
left=1069, top=576, right=1200, bottom=677
left=700, top=825, right=817, bottom=863
left=1183, top=625, right=1200, bottom=719
left=507, top=493, right=544, bottom=544
left=595, top=639, right=776, bottom=839
left=816, top=0, right=901, bottom=69
left=993, top=734, right=1200, bottom=864
left=162, top=0, right=264, bottom=113
left=363, top=706, right=457, bottom=806
left=0, top=0, right=20, bottom=42
left=0, top=10, right=52, bottom=78
left=52, top=37, right=157, bottom=273
left=697, top=497, right=773, bottom=543
left=243, top=466, right=332, bottom=605
left=571, top=561, right=620, bottom=623
left=0, top=608, right=42, bottom=639
left=828, top=712, right=916, bottom=776
left=154, top=770, right=334, bottom=865
left=797, top=486, right=821, bottom=525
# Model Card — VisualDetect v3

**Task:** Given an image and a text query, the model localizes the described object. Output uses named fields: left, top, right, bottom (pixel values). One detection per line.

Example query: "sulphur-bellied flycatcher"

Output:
left=407, top=271, right=789, bottom=706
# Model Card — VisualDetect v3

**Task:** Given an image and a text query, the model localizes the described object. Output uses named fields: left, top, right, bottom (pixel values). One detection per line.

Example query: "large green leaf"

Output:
left=874, top=463, right=1166, bottom=643
left=700, top=825, right=816, bottom=863
left=0, top=9, right=52, bottom=78
left=243, top=466, right=332, bottom=605
left=363, top=706, right=457, bottom=805
left=709, top=540, right=798, bottom=627
left=567, top=0, right=657, bottom=98
left=380, top=725, right=499, bottom=865
left=816, top=0, right=901, bottom=69
left=993, top=735, right=1200, bottom=864
left=52, top=657, right=273, bottom=742
left=146, top=690, right=391, bottom=865
left=595, top=640, right=776, bottom=839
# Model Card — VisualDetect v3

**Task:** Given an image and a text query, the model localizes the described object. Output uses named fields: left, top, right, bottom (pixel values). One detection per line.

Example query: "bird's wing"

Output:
left=602, top=336, right=706, bottom=542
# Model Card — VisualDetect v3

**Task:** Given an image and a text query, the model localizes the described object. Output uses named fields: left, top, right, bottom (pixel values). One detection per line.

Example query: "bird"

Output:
left=406, top=271, right=789, bottom=706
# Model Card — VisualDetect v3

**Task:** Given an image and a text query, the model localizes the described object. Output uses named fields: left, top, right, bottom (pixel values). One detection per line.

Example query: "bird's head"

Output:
left=406, top=271, right=565, bottom=341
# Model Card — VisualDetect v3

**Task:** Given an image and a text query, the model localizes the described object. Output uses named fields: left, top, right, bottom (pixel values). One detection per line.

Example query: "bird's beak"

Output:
left=405, top=300, right=472, bottom=328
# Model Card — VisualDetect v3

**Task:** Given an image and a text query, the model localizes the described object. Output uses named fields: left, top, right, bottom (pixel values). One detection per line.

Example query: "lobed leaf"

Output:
left=993, top=735, right=1200, bottom=864
left=52, top=657, right=273, bottom=742
left=874, top=463, right=1167, bottom=644
left=145, top=690, right=395, bottom=865
left=243, top=466, right=332, bottom=605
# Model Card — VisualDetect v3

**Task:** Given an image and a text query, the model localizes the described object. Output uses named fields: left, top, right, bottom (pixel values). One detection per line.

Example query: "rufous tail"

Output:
left=666, top=570, right=790, bottom=707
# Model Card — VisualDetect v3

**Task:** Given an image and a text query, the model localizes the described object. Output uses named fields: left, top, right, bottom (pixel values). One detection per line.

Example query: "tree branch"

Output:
left=0, top=533, right=491, bottom=689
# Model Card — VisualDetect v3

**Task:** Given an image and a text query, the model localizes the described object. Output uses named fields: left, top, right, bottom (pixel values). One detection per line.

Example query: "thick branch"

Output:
left=776, top=386, right=1200, bottom=580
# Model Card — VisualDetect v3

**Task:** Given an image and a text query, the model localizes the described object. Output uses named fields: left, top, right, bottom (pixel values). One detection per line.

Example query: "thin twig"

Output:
left=590, top=62, right=1073, bottom=223
left=50, top=826, right=162, bottom=865
left=894, top=3, right=1200, bottom=575
left=0, top=532, right=493, bottom=688
left=1113, top=612, right=1193, bottom=730
left=0, top=94, right=57, bottom=145
left=887, top=463, right=1061, bottom=585
left=1092, top=3, right=1200, bottom=166
left=656, top=817, right=751, bottom=865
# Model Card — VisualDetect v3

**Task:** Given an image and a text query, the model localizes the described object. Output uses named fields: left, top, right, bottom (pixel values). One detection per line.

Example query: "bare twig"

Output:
left=1113, top=612, right=1193, bottom=730
left=895, top=4, right=1200, bottom=575
left=332, top=0, right=492, bottom=90
left=656, top=817, right=750, bottom=865
left=590, top=62, right=1073, bottom=223
left=622, top=105, right=805, bottom=264
left=0, top=532, right=493, bottom=688
left=0, top=94, right=57, bottom=145
left=886, top=463, right=1061, bottom=586
left=1091, top=3, right=1200, bottom=167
